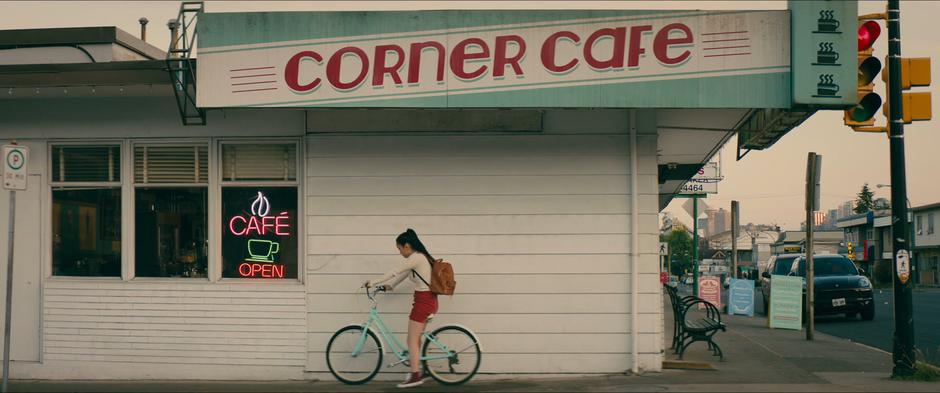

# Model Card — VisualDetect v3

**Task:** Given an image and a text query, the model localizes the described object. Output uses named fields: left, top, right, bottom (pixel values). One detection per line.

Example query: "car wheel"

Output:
left=861, top=306, right=875, bottom=321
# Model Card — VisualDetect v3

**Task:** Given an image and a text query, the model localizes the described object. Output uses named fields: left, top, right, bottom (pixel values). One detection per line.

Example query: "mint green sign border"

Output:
left=790, top=0, right=858, bottom=108
left=198, top=10, right=792, bottom=108
left=769, top=275, right=803, bottom=330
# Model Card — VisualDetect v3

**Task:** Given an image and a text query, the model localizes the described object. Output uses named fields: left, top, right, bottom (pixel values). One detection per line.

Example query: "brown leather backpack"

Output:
left=413, top=259, right=456, bottom=296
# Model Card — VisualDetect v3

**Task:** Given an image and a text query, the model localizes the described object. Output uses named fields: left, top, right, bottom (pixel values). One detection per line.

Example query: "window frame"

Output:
left=46, top=138, right=304, bottom=284
left=217, top=138, right=303, bottom=283
left=129, top=139, right=212, bottom=281
left=929, top=213, right=935, bottom=235
left=47, top=140, right=126, bottom=280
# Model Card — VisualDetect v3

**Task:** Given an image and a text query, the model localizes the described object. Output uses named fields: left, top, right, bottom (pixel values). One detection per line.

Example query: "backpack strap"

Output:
left=411, top=258, right=437, bottom=286
left=412, top=269, right=431, bottom=286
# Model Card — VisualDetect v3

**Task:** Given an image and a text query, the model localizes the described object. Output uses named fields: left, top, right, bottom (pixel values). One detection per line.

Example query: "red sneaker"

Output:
left=396, top=372, right=426, bottom=388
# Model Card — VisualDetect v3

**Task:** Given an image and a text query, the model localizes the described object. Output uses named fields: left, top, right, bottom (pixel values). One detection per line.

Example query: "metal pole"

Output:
left=693, top=197, right=699, bottom=296
left=2, top=190, right=16, bottom=393
left=887, top=0, right=916, bottom=376
left=806, top=152, right=817, bottom=340
left=908, top=199, right=916, bottom=289
left=732, top=201, right=739, bottom=279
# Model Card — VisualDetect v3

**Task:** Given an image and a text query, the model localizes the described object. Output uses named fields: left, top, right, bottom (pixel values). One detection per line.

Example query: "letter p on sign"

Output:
left=3, top=145, right=28, bottom=190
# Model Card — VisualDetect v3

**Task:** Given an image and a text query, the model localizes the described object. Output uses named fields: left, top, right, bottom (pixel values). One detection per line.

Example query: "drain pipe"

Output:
left=629, top=109, right=639, bottom=375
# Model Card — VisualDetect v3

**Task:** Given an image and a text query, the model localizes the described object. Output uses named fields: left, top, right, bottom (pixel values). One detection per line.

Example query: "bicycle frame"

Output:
left=351, top=290, right=454, bottom=364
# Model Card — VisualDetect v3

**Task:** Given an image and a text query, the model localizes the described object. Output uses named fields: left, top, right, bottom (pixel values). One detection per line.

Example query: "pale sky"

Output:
left=2, top=1, right=938, bottom=230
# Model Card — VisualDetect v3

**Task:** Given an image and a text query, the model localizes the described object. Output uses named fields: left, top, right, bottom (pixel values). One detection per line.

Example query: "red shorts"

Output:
left=409, top=291, right=439, bottom=323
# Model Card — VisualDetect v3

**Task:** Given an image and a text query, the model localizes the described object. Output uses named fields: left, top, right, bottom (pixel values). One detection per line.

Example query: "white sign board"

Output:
left=2, top=145, right=28, bottom=190
left=659, top=242, right=669, bottom=256
left=679, top=162, right=720, bottom=194
left=896, top=249, right=911, bottom=284
left=196, top=11, right=790, bottom=108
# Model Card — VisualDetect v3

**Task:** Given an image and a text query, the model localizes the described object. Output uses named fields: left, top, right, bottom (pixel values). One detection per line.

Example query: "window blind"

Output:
left=134, top=145, right=208, bottom=184
left=221, top=143, right=297, bottom=182
left=51, top=145, right=120, bottom=183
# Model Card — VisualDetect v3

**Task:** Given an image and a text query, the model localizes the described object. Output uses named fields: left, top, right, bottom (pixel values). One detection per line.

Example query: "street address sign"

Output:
left=679, top=162, right=720, bottom=195
left=2, top=145, right=28, bottom=190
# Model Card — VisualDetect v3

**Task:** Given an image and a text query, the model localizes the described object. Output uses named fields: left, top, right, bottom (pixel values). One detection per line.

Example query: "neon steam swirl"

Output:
left=250, top=191, right=271, bottom=217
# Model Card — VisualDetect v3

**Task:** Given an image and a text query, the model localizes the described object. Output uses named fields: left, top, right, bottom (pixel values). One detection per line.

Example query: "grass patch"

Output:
left=891, top=362, right=940, bottom=382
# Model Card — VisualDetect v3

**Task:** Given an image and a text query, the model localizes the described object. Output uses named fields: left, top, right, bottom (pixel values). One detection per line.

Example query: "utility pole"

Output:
left=692, top=197, right=699, bottom=296
left=731, top=201, right=739, bottom=279
left=805, top=152, right=821, bottom=341
left=886, top=0, right=916, bottom=376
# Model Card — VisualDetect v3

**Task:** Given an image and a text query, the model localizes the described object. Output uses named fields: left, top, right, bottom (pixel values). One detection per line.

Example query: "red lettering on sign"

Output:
left=627, top=25, right=653, bottom=68
left=493, top=35, right=526, bottom=78
left=450, top=38, right=490, bottom=80
left=284, top=50, right=323, bottom=92
left=229, top=216, right=247, bottom=236
left=275, top=212, right=291, bottom=236
left=372, top=44, right=405, bottom=86
left=407, top=41, right=446, bottom=84
left=229, top=213, right=292, bottom=236
left=327, top=46, right=370, bottom=90
left=540, top=31, right=580, bottom=73
left=654, top=23, right=693, bottom=65
left=239, top=263, right=286, bottom=278
left=584, top=27, right=626, bottom=70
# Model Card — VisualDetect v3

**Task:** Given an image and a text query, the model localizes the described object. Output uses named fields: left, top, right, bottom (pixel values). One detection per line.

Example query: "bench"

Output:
left=676, top=299, right=726, bottom=360
left=663, top=284, right=697, bottom=350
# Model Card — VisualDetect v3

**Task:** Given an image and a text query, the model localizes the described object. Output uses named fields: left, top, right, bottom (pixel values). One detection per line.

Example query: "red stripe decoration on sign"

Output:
left=230, top=66, right=276, bottom=72
left=701, top=30, right=748, bottom=35
left=700, top=31, right=750, bottom=58
left=232, top=87, right=278, bottom=93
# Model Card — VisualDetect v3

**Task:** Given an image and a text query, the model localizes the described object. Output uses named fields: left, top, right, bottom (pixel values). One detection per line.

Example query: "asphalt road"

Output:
left=677, top=283, right=940, bottom=366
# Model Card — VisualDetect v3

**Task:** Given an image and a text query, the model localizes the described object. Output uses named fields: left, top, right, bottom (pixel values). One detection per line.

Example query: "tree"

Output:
left=662, top=227, right=694, bottom=276
left=854, top=183, right=875, bottom=214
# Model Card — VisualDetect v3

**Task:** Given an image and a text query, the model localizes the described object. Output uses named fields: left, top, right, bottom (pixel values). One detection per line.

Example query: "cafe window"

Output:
left=51, top=145, right=122, bottom=277
left=134, top=144, right=209, bottom=278
left=220, top=142, right=299, bottom=279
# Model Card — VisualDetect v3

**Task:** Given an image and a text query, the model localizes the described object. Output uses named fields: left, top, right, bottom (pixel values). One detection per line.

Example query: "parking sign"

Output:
left=3, top=145, right=28, bottom=190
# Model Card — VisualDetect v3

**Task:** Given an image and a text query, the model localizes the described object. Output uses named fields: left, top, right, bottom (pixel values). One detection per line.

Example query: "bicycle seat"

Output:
left=426, top=314, right=435, bottom=324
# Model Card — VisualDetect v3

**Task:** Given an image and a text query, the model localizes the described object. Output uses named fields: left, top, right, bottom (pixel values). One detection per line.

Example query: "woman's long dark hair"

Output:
left=396, top=228, right=434, bottom=263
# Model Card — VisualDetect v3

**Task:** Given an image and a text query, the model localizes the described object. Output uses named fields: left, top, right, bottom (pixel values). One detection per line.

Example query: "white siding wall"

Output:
left=23, top=281, right=307, bottom=379
left=304, top=109, right=663, bottom=377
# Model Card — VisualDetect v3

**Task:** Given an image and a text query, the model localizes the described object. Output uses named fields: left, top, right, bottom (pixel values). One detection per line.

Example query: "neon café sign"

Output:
left=228, top=191, right=291, bottom=278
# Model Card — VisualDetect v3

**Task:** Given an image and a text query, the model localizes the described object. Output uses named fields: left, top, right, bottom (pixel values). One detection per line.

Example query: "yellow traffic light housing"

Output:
left=844, top=21, right=885, bottom=131
left=882, top=57, right=932, bottom=123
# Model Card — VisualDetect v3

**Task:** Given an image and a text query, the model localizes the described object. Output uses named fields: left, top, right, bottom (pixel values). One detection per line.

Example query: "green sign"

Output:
left=769, top=275, right=803, bottom=330
left=790, top=0, right=858, bottom=107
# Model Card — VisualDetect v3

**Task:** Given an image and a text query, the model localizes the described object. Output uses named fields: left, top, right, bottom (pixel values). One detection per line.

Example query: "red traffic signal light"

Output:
left=858, top=21, right=881, bottom=51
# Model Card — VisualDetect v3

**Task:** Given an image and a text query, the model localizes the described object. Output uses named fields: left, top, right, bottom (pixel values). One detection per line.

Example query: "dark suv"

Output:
left=761, top=254, right=875, bottom=320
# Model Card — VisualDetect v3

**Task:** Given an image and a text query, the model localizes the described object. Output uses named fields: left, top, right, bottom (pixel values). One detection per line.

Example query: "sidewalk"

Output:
left=8, top=297, right=938, bottom=392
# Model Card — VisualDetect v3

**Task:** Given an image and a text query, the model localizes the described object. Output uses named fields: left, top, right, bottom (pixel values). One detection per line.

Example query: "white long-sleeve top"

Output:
left=368, top=252, right=432, bottom=292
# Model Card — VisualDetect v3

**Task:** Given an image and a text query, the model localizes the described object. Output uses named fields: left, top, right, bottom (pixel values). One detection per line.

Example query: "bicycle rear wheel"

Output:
left=326, top=325, right=383, bottom=385
left=422, top=325, right=481, bottom=385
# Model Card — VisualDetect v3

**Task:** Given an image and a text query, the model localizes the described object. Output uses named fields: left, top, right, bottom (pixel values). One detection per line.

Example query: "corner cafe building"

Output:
left=0, top=2, right=854, bottom=380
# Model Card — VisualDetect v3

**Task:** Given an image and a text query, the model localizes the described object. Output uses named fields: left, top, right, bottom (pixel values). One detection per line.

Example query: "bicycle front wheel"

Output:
left=326, top=325, right=383, bottom=385
left=422, top=325, right=481, bottom=385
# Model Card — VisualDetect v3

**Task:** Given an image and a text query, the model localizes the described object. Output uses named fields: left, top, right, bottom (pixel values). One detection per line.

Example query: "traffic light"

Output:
left=882, top=57, right=932, bottom=123
left=844, top=20, right=884, bottom=129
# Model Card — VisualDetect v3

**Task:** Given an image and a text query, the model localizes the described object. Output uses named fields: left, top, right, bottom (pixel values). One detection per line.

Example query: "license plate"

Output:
left=832, top=298, right=846, bottom=307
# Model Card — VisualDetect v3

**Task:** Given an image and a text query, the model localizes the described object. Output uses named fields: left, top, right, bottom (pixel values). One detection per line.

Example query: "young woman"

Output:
left=364, top=228, right=438, bottom=388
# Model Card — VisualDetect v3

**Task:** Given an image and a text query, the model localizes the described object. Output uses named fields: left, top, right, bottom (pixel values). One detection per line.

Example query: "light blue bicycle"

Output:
left=326, top=286, right=482, bottom=385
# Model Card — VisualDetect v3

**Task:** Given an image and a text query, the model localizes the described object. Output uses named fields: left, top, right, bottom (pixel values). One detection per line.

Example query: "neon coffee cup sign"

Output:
left=228, top=191, right=292, bottom=278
